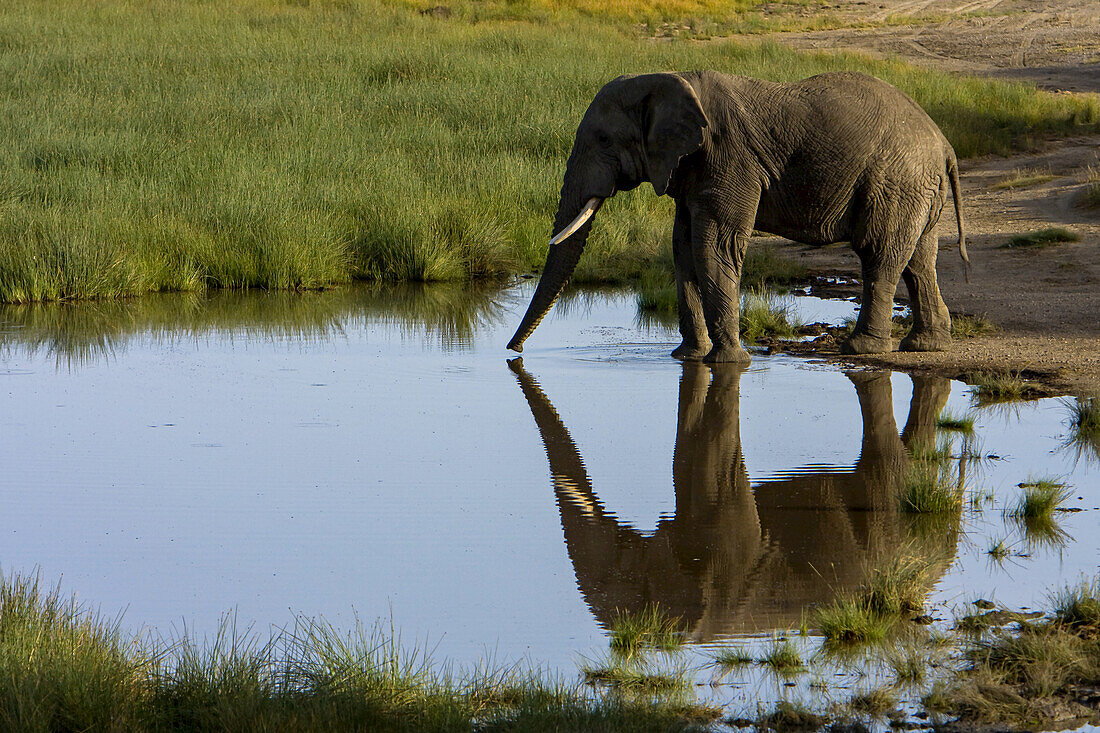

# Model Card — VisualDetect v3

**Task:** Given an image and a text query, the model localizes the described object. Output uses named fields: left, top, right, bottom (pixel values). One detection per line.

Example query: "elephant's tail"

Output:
left=947, top=151, right=970, bottom=283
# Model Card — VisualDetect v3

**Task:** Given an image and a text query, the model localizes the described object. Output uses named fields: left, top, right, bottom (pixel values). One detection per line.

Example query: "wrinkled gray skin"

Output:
left=508, top=71, right=966, bottom=362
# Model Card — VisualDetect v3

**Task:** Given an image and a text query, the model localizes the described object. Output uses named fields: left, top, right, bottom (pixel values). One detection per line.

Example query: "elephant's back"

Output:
left=791, top=71, right=949, bottom=151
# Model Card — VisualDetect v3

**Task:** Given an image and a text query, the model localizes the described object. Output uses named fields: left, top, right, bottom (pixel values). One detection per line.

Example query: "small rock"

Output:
left=912, top=614, right=934, bottom=624
left=974, top=599, right=996, bottom=610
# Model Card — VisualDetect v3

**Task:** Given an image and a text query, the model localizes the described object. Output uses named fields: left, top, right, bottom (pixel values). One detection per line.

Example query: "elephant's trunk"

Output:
left=507, top=194, right=602, bottom=352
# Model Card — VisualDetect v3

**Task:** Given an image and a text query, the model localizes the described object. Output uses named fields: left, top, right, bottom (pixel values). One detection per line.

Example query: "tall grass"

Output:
left=1062, top=396, right=1100, bottom=463
left=607, top=605, right=684, bottom=657
left=1, top=0, right=1098, bottom=303
left=813, top=552, right=940, bottom=644
left=0, top=573, right=716, bottom=731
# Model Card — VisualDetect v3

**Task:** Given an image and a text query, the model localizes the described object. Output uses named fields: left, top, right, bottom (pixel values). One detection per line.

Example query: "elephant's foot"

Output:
left=840, top=333, right=896, bottom=355
left=672, top=339, right=712, bottom=361
left=899, top=330, right=951, bottom=352
left=702, top=343, right=751, bottom=364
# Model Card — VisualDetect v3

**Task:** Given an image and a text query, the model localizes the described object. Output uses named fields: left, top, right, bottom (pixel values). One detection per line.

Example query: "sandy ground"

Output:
left=750, top=0, right=1100, bottom=394
left=754, top=0, right=1100, bottom=93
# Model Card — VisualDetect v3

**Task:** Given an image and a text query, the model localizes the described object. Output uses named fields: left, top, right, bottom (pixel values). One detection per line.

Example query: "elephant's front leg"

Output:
left=671, top=199, right=712, bottom=360
left=691, top=210, right=751, bottom=364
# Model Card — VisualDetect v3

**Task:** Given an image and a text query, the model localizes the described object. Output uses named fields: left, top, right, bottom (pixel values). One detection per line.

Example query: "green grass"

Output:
left=758, top=638, right=807, bottom=676
left=579, top=659, right=688, bottom=694
left=950, top=313, right=997, bottom=339
left=607, top=605, right=684, bottom=657
left=712, top=646, right=754, bottom=670
left=0, top=572, right=723, bottom=732
left=739, top=289, right=803, bottom=342
left=991, top=168, right=1057, bottom=190
left=1, top=0, right=1098, bottom=303
left=936, top=410, right=975, bottom=433
left=1062, top=396, right=1100, bottom=463
left=1051, top=577, right=1100, bottom=630
left=1010, top=478, right=1072, bottom=521
left=1001, top=227, right=1081, bottom=249
left=968, top=371, right=1045, bottom=405
left=900, top=462, right=965, bottom=514
left=813, top=552, right=938, bottom=644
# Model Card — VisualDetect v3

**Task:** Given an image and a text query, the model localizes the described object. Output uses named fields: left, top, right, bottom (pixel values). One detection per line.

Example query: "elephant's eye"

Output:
left=595, top=132, right=611, bottom=147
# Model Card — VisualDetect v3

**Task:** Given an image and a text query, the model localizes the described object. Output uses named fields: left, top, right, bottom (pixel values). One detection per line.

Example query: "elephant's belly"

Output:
left=754, top=206, right=852, bottom=246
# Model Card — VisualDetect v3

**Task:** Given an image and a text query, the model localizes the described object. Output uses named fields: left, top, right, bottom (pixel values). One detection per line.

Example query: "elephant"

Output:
left=507, top=71, right=968, bottom=363
left=508, top=358, right=959, bottom=638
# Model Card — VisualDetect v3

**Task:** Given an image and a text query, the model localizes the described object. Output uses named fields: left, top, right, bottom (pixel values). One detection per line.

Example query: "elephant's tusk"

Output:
left=548, top=197, right=602, bottom=246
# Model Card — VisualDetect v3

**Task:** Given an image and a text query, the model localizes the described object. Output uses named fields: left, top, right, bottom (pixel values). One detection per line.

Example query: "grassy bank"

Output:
left=2, top=0, right=1098, bottom=303
left=6, top=569, right=1100, bottom=730
left=0, top=574, right=717, bottom=732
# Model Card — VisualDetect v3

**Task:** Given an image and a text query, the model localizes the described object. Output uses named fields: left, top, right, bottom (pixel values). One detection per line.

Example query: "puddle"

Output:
left=0, top=282, right=1095, bottom=719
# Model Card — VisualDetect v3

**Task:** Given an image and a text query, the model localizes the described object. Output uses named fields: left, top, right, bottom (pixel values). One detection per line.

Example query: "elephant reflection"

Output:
left=508, top=360, right=958, bottom=639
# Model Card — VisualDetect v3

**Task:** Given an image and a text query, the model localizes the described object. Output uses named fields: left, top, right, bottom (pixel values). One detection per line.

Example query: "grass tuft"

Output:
left=936, top=410, right=975, bottom=433
left=848, top=687, right=898, bottom=716
left=900, top=461, right=965, bottom=514
left=991, top=168, right=1057, bottom=190
left=1062, top=396, right=1100, bottom=463
left=758, top=638, right=807, bottom=676
left=1001, top=227, right=1080, bottom=249
left=1050, top=577, right=1100, bottom=631
left=987, top=538, right=1011, bottom=561
left=950, top=313, right=997, bottom=339
left=1010, top=478, right=1072, bottom=521
left=968, top=371, right=1044, bottom=405
left=756, top=700, right=827, bottom=732
left=1080, top=166, right=1100, bottom=209
left=712, top=646, right=754, bottom=670
left=579, top=659, right=687, bottom=693
left=813, top=551, right=938, bottom=644
left=738, top=289, right=803, bottom=342
left=607, top=604, right=684, bottom=657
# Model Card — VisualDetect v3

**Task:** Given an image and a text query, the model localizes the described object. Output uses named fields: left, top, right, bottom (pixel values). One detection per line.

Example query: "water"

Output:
left=0, top=282, right=1096, bottom=709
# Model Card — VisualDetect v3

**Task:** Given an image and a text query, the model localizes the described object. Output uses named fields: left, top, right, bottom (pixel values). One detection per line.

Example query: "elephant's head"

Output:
left=507, top=73, right=710, bottom=352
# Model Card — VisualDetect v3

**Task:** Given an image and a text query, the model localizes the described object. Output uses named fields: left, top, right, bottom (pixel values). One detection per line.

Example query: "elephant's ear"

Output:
left=643, top=75, right=709, bottom=197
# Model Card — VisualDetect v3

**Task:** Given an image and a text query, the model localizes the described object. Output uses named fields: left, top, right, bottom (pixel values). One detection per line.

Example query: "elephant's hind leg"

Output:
left=842, top=212, right=924, bottom=355
left=841, top=252, right=908, bottom=355
left=671, top=200, right=712, bottom=361
left=899, top=228, right=952, bottom=352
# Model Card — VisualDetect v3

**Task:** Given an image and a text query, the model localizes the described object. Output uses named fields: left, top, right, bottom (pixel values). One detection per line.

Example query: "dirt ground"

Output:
left=752, top=0, right=1100, bottom=394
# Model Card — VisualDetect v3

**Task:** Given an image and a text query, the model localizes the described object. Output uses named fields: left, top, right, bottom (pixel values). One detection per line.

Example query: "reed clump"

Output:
left=936, top=410, right=975, bottom=433
left=758, top=638, right=807, bottom=676
left=608, top=604, right=684, bottom=657
left=813, top=552, right=938, bottom=644
left=900, top=461, right=965, bottom=514
left=968, top=371, right=1046, bottom=405
left=1063, top=396, right=1100, bottom=462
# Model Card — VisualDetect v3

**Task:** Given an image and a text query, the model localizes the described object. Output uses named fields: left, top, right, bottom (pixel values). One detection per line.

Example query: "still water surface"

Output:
left=0, top=283, right=1096, bottom=679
